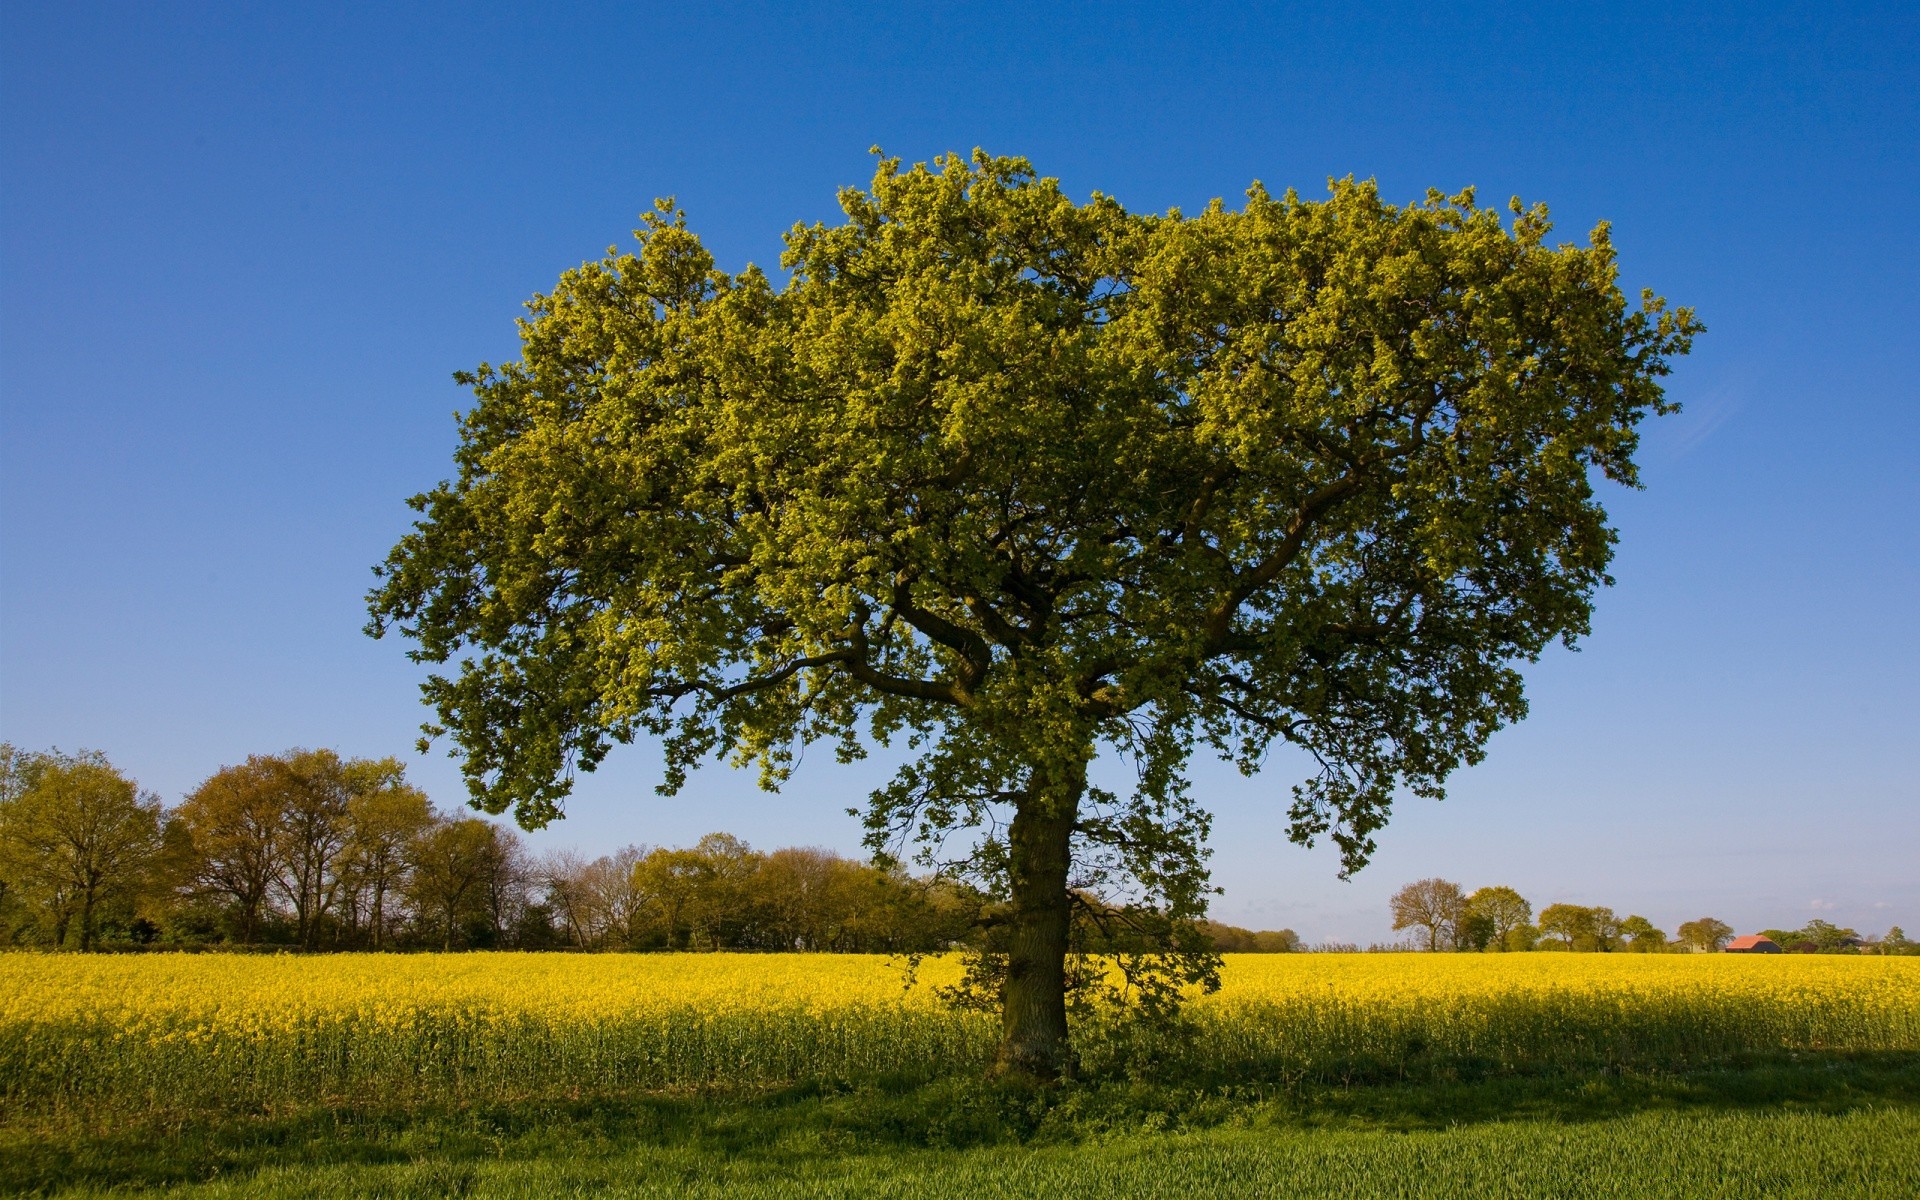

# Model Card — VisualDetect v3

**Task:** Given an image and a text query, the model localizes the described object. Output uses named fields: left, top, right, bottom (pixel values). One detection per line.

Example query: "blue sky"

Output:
left=3, top=2, right=1915, bottom=943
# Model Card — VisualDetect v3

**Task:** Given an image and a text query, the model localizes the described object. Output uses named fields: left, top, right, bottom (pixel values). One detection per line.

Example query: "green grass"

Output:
left=7, top=1055, right=1918, bottom=1198
left=17, top=1109, right=1914, bottom=1199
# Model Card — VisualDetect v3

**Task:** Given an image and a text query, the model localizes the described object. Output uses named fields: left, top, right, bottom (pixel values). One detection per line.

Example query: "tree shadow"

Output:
left=6, top=1052, right=1917, bottom=1195
left=1264, top=1050, right=1920, bottom=1132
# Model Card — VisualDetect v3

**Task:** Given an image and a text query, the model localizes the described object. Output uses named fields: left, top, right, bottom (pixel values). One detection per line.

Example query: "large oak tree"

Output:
left=369, top=152, right=1698, bottom=1077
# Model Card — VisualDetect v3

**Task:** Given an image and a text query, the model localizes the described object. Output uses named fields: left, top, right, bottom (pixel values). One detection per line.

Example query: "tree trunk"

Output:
left=993, top=771, right=1083, bottom=1081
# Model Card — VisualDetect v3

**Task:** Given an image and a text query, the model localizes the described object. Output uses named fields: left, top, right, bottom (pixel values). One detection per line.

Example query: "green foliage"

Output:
left=1879, top=927, right=1918, bottom=957
left=1678, top=917, right=1735, bottom=952
left=7, top=745, right=988, bottom=951
left=0, top=746, right=166, bottom=950
left=1762, top=920, right=1864, bottom=953
left=367, top=150, right=1698, bottom=1051
left=1538, top=903, right=1624, bottom=952
left=1503, top=923, right=1540, bottom=952
left=1465, top=886, right=1532, bottom=952
left=1621, top=915, right=1669, bottom=953
left=1196, top=921, right=1299, bottom=953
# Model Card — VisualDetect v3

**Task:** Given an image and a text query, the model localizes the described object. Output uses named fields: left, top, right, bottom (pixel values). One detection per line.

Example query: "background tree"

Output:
left=1592, top=910, right=1626, bottom=952
left=1789, top=919, right=1860, bottom=953
left=755, top=846, right=844, bottom=950
left=1676, top=917, right=1733, bottom=953
left=270, top=750, right=358, bottom=949
left=1389, top=878, right=1468, bottom=951
left=1619, top=914, right=1668, bottom=952
left=1538, top=903, right=1624, bottom=952
left=540, top=845, right=652, bottom=948
left=368, top=152, right=1698, bottom=1077
left=406, top=816, right=499, bottom=949
left=176, top=758, right=288, bottom=944
left=1503, top=922, right=1539, bottom=952
left=681, top=832, right=760, bottom=950
left=631, top=845, right=706, bottom=950
left=339, top=780, right=433, bottom=948
left=475, top=824, right=532, bottom=945
left=0, top=744, right=31, bottom=804
left=1465, top=885, right=1533, bottom=952
left=1454, top=908, right=1496, bottom=952
left=0, top=745, right=31, bottom=941
left=537, top=850, right=600, bottom=948
left=0, top=749, right=165, bottom=950
left=1198, top=921, right=1301, bottom=953
left=583, top=845, right=653, bottom=947
left=1537, top=903, right=1588, bottom=951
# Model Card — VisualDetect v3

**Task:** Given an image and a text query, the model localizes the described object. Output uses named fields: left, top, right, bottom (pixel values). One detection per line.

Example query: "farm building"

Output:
left=1725, top=934, right=1782, bottom=953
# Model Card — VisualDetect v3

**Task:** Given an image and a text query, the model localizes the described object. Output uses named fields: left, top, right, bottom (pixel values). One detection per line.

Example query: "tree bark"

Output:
left=79, top=888, right=97, bottom=952
left=993, top=770, right=1083, bottom=1081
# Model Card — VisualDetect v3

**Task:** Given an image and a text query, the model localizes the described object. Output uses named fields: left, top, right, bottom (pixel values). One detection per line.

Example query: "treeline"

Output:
left=0, top=745, right=1301, bottom=955
left=0, top=746, right=973, bottom=952
left=1388, top=878, right=1915, bottom=955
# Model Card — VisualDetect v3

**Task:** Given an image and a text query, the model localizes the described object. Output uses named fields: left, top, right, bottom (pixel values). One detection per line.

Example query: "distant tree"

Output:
left=1454, top=910, right=1496, bottom=951
left=1389, top=878, right=1468, bottom=951
left=1465, top=886, right=1532, bottom=952
left=1878, top=927, right=1916, bottom=957
left=268, top=751, right=357, bottom=948
left=0, top=749, right=165, bottom=950
left=853, top=869, right=984, bottom=953
left=1758, top=928, right=1799, bottom=948
left=0, top=748, right=29, bottom=941
left=1539, top=903, right=1623, bottom=952
left=536, top=850, right=595, bottom=948
left=1503, top=923, right=1540, bottom=952
left=338, top=781, right=434, bottom=949
left=632, top=845, right=710, bottom=950
left=1619, top=914, right=1667, bottom=952
left=683, top=832, right=760, bottom=950
left=1200, top=921, right=1302, bottom=953
left=578, top=846, right=652, bottom=946
left=406, top=817, right=502, bottom=949
left=542, top=848, right=652, bottom=949
left=0, top=744, right=33, bottom=806
left=754, top=846, right=843, bottom=950
left=1675, top=917, right=1733, bottom=953
left=368, top=154, right=1700, bottom=1076
left=177, top=758, right=288, bottom=944
left=1592, top=907, right=1626, bottom=952
left=1796, top=919, right=1860, bottom=953
left=477, top=826, right=533, bottom=945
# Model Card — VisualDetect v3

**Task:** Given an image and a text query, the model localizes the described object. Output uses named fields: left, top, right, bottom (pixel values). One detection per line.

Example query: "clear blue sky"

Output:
left=3, top=2, right=1915, bottom=944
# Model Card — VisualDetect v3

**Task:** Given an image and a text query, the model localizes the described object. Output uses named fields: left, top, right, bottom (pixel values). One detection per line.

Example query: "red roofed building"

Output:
left=1725, top=934, right=1782, bottom=954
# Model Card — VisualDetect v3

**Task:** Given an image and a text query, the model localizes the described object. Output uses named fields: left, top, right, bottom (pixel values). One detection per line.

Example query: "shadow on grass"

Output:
left=6, top=1052, right=1918, bottom=1196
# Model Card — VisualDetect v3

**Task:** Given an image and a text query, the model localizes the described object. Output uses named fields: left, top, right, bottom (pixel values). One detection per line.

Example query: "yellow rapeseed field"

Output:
left=2, top=953, right=1914, bottom=1114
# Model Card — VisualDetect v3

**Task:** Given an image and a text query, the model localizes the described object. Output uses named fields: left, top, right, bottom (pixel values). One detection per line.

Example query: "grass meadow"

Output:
left=4, top=953, right=1917, bottom=1196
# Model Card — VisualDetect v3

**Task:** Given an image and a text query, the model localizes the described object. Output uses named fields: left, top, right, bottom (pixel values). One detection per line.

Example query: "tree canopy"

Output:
left=369, top=151, right=1699, bottom=1076
left=0, top=747, right=164, bottom=950
left=1390, top=877, right=1469, bottom=951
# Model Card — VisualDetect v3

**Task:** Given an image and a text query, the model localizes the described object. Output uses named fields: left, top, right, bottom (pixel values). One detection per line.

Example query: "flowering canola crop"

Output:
left=2, top=953, right=1913, bottom=1114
